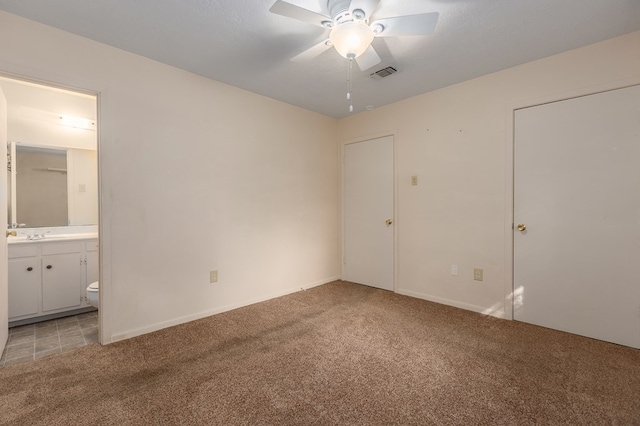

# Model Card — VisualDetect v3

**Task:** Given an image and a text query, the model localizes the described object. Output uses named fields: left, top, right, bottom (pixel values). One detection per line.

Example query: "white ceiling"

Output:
left=1, top=0, right=639, bottom=119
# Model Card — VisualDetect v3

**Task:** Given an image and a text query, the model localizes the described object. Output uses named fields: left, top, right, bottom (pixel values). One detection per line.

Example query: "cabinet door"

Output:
left=42, top=253, right=82, bottom=312
left=8, top=258, right=40, bottom=319
left=86, top=251, right=99, bottom=285
left=83, top=251, right=99, bottom=307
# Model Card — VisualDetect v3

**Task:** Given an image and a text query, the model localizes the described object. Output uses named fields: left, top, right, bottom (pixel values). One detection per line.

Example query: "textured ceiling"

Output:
left=0, top=0, right=639, bottom=118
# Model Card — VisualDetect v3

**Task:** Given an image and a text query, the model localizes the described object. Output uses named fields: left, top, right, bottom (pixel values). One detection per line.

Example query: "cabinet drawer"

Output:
left=8, top=245, right=39, bottom=259
left=85, top=240, right=99, bottom=252
left=41, top=241, right=83, bottom=255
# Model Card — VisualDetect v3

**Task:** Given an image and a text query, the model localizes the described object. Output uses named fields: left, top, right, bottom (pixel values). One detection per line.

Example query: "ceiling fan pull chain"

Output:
left=347, top=56, right=354, bottom=113
left=346, top=57, right=351, bottom=100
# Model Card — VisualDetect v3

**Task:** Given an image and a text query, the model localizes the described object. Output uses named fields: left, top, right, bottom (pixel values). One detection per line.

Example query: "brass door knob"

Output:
left=517, top=224, right=527, bottom=232
left=386, top=219, right=393, bottom=226
left=6, top=230, right=17, bottom=237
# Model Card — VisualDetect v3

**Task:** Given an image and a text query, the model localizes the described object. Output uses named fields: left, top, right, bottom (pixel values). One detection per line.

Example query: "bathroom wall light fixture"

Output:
left=58, top=114, right=95, bottom=130
left=21, top=106, right=96, bottom=131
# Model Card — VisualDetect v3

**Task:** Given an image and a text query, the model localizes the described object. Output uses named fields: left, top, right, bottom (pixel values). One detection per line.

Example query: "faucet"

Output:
left=26, top=231, right=51, bottom=240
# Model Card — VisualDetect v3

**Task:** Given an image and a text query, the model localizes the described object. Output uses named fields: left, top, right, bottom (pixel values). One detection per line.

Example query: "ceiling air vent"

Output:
left=370, top=66, right=397, bottom=80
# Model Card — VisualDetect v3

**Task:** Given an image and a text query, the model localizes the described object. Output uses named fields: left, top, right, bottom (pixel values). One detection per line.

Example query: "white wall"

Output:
left=338, top=31, right=640, bottom=318
left=0, top=11, right=340, bottom=342
left=67, top=148, right=98, bottom=226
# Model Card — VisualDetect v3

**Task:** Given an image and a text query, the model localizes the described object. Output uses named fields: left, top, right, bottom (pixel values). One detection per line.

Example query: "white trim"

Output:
left=396, top=288, right=506, bottom=319
left=503, top=75, right=640, bottom=321
left=95, top=90, right=110, bottom=344
left=109, top=276, right=339, bottom=343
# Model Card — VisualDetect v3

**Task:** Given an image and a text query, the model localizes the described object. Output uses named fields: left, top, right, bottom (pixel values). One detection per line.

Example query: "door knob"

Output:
left=517, top=224, right=527, bottom=232
left=386, top=219, right=393, bottom=226
left=6, top=230, right=17, bottom=237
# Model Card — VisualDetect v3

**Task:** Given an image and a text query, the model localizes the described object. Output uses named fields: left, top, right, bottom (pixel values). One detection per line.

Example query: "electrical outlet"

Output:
left=210, top=270, right=218, bottom=283
left=411, top=175, right=418, bottom=186
left=451, top=264, right=459, bottom=276
left=474, top=268, right=483, bottom=281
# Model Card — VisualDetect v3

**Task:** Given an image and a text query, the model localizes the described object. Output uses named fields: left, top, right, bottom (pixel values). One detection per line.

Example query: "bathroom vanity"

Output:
left=8, top=233, right=98, bottom=325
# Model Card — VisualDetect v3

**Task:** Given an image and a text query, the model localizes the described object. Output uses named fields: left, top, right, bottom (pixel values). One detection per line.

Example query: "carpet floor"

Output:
left=0, top=280, right=638, bottom=425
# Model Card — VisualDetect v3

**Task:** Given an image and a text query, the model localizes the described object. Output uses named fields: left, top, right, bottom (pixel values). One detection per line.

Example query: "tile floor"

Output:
left=1, top=311, right=98, bottom=367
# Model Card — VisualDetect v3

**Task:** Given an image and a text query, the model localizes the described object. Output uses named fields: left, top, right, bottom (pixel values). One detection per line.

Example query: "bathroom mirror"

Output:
left=7, top=142, right=98, bottom=228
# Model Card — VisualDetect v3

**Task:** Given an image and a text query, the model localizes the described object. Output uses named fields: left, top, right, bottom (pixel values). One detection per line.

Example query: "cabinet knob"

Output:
left=46, top=265, right=52, bottom=269
left=27, top=267, right=33, bottom=272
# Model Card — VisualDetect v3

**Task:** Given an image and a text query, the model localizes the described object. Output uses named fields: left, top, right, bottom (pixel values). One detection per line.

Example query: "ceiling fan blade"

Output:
left=371, top=12, right=439, bottom=37
left=355, top=45, right=381, bottom=71
left=291, top=39, right=333, bottom=62
left=269, top=0, right=332, bottom=27
left=349, top=0, right=381, bottom=21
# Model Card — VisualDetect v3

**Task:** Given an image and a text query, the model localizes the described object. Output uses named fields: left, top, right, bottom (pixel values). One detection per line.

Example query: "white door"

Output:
left=0, top=88, right=8, bottom=354
left=514, top=85, right=640, bottom=348
left=343, top=136, right=394, bottom=290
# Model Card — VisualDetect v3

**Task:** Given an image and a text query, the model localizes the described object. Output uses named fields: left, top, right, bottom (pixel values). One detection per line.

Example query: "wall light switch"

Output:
left=451, top=264, right=459, bottom=276
left=474, top=268, right=483, bottom=281
left=210, top=270, right=218, bottom=283
left=411, top=175, right=418, bottom=186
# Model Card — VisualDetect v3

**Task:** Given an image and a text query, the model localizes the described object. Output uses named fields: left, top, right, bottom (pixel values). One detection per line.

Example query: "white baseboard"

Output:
left=396, top=288, right=506, bottom=319
left=109, top=276, right=340, bottom=343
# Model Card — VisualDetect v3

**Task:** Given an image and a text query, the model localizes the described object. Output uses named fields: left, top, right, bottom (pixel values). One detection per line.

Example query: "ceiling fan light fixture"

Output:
left=329, top=21, right=375, bottom=59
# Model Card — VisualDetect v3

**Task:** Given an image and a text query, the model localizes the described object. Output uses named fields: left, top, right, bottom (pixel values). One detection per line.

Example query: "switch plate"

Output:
left=78, top=183, right=86, bottom=193
left=411, top=175, right=418, bottom=186
left=474, top=268, right=483, bottom=281
left=210, top=270, right=218, bottom=283
left=451, top=264, right=458, bottom=276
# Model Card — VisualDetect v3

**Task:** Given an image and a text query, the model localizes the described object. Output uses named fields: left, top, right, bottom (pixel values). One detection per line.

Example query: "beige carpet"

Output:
left=0, top=280, right=638, bottom=425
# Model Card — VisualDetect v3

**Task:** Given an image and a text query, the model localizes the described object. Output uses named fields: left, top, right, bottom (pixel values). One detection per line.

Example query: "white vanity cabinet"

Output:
left=8, top=238, right=98, bottom=323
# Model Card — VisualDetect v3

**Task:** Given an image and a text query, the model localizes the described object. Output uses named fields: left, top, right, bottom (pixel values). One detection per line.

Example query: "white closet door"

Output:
left=343, top=136, right=394, bottom=291
left=514, top=85, right=640, bottom=348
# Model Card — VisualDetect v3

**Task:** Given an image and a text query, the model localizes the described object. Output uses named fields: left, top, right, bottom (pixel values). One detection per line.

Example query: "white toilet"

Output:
left=86, top=281, right=99, bottom=308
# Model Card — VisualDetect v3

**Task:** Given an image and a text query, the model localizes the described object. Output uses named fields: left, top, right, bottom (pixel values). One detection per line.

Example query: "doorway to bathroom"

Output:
left=0, top=75, right=101, bottom=366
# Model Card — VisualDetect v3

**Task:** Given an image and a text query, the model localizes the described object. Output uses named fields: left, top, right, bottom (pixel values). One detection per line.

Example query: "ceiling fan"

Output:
left=269, top=0, right=439, bottom=71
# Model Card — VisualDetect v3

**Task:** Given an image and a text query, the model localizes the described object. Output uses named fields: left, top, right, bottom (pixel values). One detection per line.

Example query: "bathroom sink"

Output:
left=8, top=232, right=98, bottom=243
left=45, top=233, right=98, bottom=239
